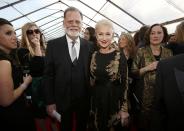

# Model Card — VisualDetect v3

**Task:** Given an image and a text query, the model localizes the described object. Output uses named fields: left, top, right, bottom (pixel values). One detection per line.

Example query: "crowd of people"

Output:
left=0, top=6, right=184, bottom=131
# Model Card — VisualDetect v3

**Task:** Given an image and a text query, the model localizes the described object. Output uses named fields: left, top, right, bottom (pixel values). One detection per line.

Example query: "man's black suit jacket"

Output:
left=151, top=54, right=184, bottom=131
left=44, top=35, right=92, bottom=112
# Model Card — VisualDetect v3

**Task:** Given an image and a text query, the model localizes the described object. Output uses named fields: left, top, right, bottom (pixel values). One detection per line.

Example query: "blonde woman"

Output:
left=21, top=22, right=46, bottom=57
left=17, top=22, right=58, bottom=131
left=90, top=19, right=129, bottom=131
left=21, top=22, right=60, bottom=131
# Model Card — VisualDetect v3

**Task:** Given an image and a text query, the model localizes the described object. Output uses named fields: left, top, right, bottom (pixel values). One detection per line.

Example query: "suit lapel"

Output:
left=63, top=35, right=72, bottom=64
left=79, top=38, right=88, bottom=78
left=174, top=68, right=184, bottom=104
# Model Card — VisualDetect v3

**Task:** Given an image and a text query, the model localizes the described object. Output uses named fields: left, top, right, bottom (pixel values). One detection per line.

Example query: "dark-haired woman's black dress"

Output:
left=0, top=49, right=36, bottom=131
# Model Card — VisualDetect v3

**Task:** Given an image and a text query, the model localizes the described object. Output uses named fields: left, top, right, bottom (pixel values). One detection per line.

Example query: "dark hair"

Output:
left=0, top=18, right=12, bottom=26
left=85, top=27, right=97, bottom=43
left=133, top=31, right=139, bottom=46
left=162, top=26, right=168, bottom=43
left=138, top=25, right=150, bottom=42
left=144, top=23, right=166, bottom=45
left=168, top=33, right=175, bottom=39
left=64, top=7, right=83, bottom=20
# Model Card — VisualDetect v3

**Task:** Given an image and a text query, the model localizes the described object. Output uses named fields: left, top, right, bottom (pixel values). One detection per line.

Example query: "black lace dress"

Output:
left=0, top=49, right=36, bottom=131
left=90, top=50, right=128, bottom=131
left=16, top=48, right=46, bottom=118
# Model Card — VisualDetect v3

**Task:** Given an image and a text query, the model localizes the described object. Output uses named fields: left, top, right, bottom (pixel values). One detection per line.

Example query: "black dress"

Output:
left=16, top=48, right=46, bottom=118
left=90, top=50, right=128, bottom=131
left=0, top=49, right=36, bottom=131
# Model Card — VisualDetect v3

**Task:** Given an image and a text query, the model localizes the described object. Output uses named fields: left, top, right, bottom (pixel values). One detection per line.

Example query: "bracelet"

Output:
left=120, top=105, right=125, bottom=112
left=120, top=108, right=124, bottom=111
left=20, top=83, right=27, bottom=90
left=120, top=104, right=128, bottom=112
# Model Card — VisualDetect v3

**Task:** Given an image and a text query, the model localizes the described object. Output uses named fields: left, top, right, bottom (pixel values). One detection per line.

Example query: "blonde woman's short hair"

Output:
left=95, top=19, right=114, bottom=31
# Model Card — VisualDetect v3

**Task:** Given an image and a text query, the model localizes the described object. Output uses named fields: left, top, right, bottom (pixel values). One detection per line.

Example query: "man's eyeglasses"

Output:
left=26, top=29, right=40, bottom=35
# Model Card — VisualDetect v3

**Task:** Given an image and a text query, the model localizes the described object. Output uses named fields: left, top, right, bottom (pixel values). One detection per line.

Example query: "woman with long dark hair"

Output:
left=0, top=18, right=35, bottom=131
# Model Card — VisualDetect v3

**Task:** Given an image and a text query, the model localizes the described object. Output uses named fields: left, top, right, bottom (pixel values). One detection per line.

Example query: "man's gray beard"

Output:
left=65, top=29, right=80, bottom=38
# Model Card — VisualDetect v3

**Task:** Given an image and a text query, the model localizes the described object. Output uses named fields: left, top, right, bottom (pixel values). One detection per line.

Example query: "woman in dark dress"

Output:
left=118, top=32, right=137, bottom=130
left=90, top=19, right=129, bottom=131
left=131, top=24, right=172, bottom=131
left=0, top=18, right=36, bottom=131
left=19, top=22, right=48, bottom=130
left=19, top=22, right=60, bottom=131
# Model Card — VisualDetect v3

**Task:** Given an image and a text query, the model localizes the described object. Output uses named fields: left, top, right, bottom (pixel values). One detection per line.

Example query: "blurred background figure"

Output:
left=133, top=31, right=139, bottom=48
left=84, top=27, right=96, bottom=42
left=175, top=21, right=184, bottom=44
left=118, top=32, right=137, bottom=130
left=161, top=26, right=169, bottom=46
left=0, top=18, right=35, bottom=131
left=118, top=32, right=136, bottom=60
left=131, top=23, right=172, bottom=131
left=16, top=38, right=21, bottom=48
left=165, top=21, right=184, bottom=55
left=167, top=33, right=176, bottom=43
left=136, top=25, right=150, bottom=48
left=84, top=26, right=98, bottom=51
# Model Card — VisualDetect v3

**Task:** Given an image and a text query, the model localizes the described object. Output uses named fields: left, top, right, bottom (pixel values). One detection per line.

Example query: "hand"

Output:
left=145, top=61, right=158, bottom=71
left=90, top=78, right=95, bottom=87
left=31, top=37, right=43, bottom=56
left=23, top=75, right=32, bottom=87
left=31, top=37, right=40, bottom=47
left=117, top=111, right=129, bottom=126
left=46, top=104, right=56, bottom=118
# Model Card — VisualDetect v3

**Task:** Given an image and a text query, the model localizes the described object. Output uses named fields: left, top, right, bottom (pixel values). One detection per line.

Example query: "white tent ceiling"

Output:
left=0, top=0, right=184, bottom=41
